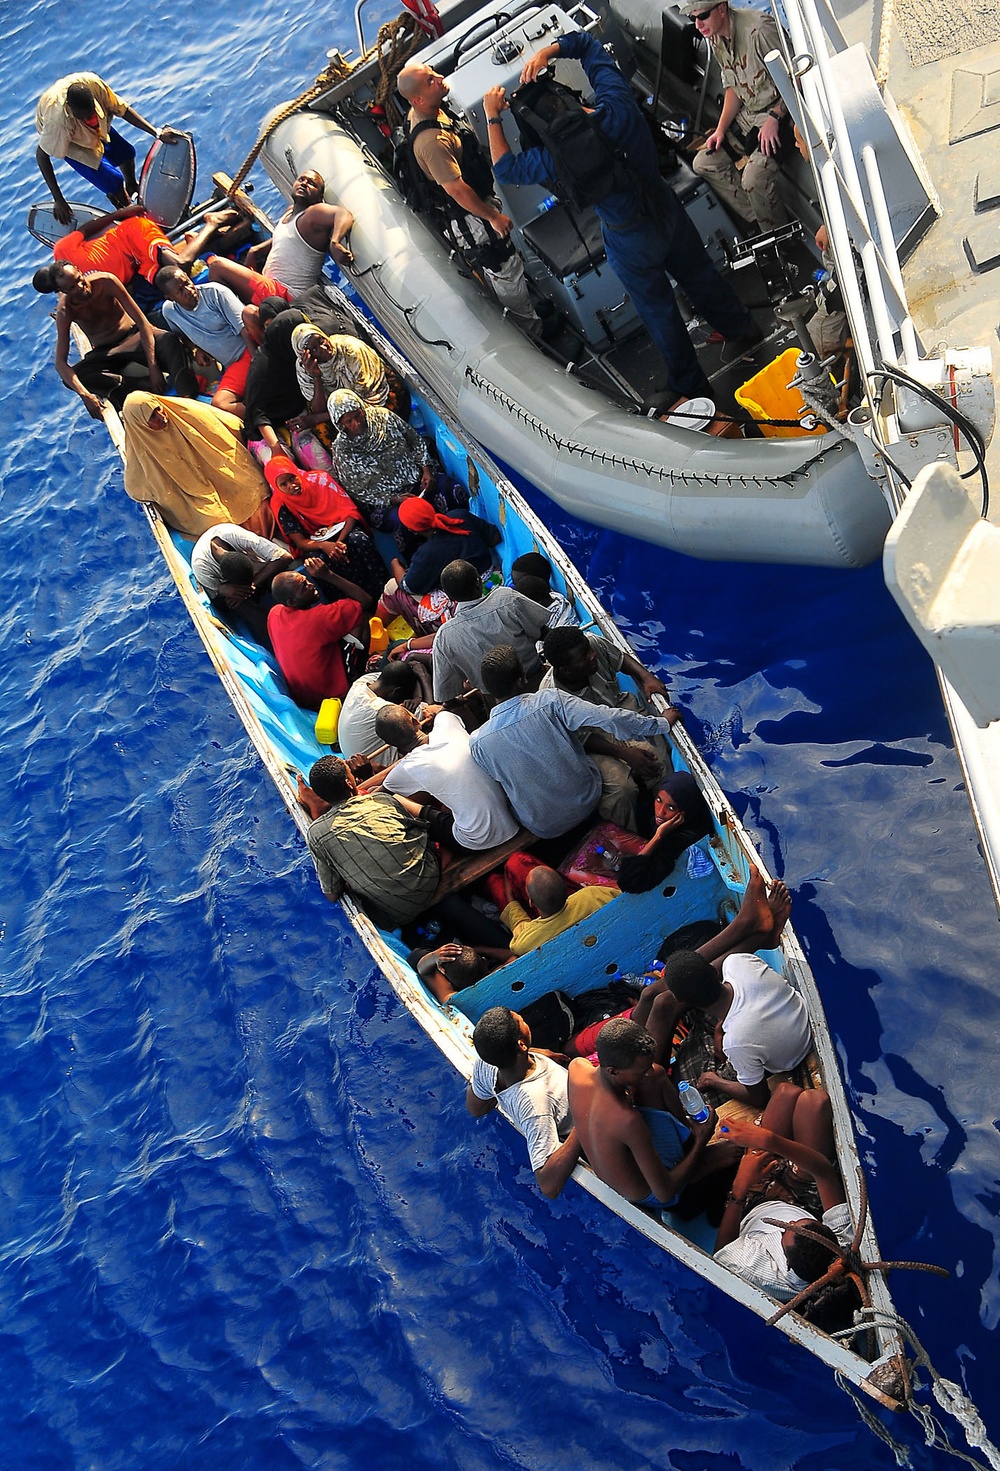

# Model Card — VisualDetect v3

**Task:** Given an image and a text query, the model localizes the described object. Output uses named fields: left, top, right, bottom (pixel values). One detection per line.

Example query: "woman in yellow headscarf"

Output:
left=122, top=392, right=271, bottom=538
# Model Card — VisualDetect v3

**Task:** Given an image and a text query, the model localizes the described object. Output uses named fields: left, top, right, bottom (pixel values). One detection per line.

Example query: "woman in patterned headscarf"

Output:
left=291, top=324, right=389, bottom=407
left=327, top=389, right=432, bottom=515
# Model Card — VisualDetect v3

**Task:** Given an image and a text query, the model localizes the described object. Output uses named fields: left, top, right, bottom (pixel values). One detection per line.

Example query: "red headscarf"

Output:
left=397, top=497, right=470, bottom=535
left=264, top=456, right=363, bottom=535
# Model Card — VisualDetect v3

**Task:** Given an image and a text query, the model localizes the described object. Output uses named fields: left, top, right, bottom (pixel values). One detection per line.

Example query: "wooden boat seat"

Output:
left=429, top=829, right=537, bottom=904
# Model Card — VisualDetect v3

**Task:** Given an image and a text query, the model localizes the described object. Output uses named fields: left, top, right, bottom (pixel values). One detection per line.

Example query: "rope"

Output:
left=227, top=53, right=354, bottom=197
left=835, top=1372, right=913, bottom=1467
left=798, top=380, right=855, bottom=443
left=226, top=14, right=427, bottom=198
left=833, top=1310, right=1000, bottom=1471
left=371, top=15, right=427, bottom=130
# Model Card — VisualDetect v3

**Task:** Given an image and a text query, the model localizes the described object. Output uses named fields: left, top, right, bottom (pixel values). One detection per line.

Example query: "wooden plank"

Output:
left=430, top=830, right=536, bottom=903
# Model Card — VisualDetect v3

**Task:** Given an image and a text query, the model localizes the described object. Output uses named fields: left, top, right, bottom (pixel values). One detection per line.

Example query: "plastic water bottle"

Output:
left=677, top=1081, right=710, bottom=1123
left=595, top=843, right=621, bottom=871
left=536, top=194, right=559, bottom=215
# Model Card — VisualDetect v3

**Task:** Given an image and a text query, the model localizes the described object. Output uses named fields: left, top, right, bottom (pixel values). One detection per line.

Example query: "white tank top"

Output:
left=266, top=212, right=326, bottom=295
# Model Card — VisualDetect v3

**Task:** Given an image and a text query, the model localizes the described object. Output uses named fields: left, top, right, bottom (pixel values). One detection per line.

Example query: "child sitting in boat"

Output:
left=568, top=1016, right=737, bottom=1214
left=467, top=1007, right=582, bottom=1199
left=659, top=877, right=811, bottom=1113
left=614, top=773, right=714, bottom=894
left=509, top=552, right=578, bottom=632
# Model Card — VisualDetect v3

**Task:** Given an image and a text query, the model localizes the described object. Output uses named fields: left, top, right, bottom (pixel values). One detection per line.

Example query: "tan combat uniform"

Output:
left=692, top=9, right=788, bottom=232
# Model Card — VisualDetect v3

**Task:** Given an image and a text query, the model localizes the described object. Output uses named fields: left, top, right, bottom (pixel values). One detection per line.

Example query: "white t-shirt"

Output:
left=714, top=1199, right=853, bottom=1299
left=190, top=523, right=288, bottom=598
left=470, top=1053, right=571, bottom=1172
left=722, top=953, right=812, bottom=1085
left=383, top=710, right=518, bottom=850
left=337, top=673, right=398, bottom=767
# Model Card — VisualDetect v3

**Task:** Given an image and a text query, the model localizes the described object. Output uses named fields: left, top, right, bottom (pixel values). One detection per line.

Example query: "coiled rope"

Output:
left=226, top=13, right=426, bottom=198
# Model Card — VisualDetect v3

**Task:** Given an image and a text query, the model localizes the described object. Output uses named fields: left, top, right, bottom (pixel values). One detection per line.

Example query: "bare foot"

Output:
left=766, top=879, right=792, bottom=944
left=205, top=208, right=240, bottom=229
left=735, top=865, right=771, bottom=936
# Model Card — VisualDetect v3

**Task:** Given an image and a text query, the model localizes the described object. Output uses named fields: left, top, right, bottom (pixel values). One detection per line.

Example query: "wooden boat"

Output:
left=70, top=213, right=920, bottom=1410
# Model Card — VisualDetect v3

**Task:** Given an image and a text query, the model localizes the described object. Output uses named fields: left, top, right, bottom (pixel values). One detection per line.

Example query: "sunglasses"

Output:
left=690, top=5, right=720, bottom=19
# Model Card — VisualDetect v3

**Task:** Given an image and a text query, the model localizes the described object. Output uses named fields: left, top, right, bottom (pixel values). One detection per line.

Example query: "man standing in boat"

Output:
left=686, top=1, right=790, bottom=234
left=35, top=72, right=181, bottom=224
left=396, top=63, right=542, bottom=337
left=483, top=30, right=759, bottom=401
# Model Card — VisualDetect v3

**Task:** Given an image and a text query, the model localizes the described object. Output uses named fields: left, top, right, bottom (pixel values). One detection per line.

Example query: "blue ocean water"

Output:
left=2, top=4, right=998, bottom=1467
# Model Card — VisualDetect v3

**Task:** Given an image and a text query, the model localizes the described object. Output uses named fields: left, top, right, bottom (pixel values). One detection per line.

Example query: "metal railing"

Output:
left=764, top=0, right=925, bottom=507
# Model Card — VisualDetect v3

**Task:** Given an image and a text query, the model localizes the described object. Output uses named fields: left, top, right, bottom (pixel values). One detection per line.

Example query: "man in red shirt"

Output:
left=267, top=564, right=371, bottom=710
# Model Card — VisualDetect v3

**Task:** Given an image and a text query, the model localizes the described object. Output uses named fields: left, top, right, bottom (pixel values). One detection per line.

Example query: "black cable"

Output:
left=867, top=364, right=990, bottom=518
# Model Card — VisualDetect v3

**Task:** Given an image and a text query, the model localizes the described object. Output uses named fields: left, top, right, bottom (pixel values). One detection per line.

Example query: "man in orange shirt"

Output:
left=49, top=203, right=240, bottom=288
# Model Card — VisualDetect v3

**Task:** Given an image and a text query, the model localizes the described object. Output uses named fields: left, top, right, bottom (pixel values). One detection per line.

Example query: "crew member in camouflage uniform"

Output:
left=685, top=2, right=789, bottom=233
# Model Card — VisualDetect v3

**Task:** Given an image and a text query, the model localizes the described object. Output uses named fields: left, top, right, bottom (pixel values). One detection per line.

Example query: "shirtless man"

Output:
left=208, top=170, right=354, bottom=301
left=48, top=264, right=196, bottom=417
left=568, top=1016, right=736, bottom=1212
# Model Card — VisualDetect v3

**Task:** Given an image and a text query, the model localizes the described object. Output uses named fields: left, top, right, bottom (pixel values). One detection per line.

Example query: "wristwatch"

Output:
left=487, top=117, right=505, bottom=126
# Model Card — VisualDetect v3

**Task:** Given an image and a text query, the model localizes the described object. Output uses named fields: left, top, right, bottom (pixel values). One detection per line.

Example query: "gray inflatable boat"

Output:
left=257, top=0, right=946, bottom=568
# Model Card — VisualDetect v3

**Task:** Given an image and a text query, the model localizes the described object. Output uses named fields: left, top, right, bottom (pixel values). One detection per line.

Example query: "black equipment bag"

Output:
left=392, top=112, right=495, bottom=215
left=508, top=75, right=636, bottom=210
